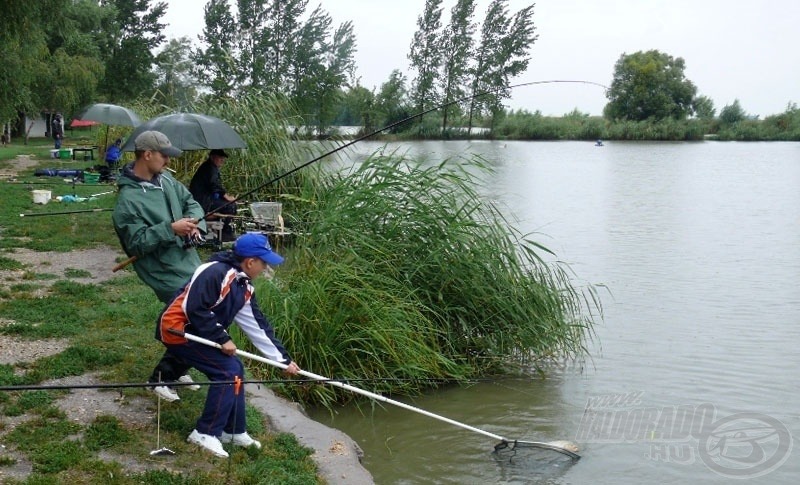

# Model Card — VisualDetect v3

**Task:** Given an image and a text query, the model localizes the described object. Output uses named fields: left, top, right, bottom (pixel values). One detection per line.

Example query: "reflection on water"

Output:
left=309, top=141, right=800, bottom=484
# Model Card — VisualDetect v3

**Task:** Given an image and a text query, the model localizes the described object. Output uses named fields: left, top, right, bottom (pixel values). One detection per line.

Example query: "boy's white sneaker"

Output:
left=187, top=429, right=229, bottom=458
left=151, top=385, right=180, bottom=402
left=178, top=374, right=201, bottom=391
left=220, top=431, right=262, bottom=449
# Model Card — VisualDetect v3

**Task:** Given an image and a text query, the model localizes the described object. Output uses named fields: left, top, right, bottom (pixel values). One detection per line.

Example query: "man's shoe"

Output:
left=220, top=431, right=262, bottom=449
left=187, top=429, right=229, bottom=458
left=178, top=374, right=201, bottom=391
left=151, top=385, right=180, bottom=402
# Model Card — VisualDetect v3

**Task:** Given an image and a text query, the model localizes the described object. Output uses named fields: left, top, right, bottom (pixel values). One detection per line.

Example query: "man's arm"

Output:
left=112, top=201, right=176, bottom=257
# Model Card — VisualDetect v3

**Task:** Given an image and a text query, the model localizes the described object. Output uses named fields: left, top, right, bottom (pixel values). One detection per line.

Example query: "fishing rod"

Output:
left=0, top=376, right=487, bottom=392
left=20, top=207, right=113, bottom=217
left=112, top=79, right=607, bottom=272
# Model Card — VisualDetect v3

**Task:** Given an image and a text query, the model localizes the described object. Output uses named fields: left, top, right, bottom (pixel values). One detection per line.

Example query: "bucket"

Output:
left=50, top=149, right=59, bottom=159
left=83, top=172, right=100, bottom=184
left=33, top=189, right=51, bottom=204
left=59, top=149, right=71, bottom=160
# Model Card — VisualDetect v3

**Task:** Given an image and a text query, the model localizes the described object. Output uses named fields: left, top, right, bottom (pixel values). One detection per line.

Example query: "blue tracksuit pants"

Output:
left=165, top=341, right=246, bottom=436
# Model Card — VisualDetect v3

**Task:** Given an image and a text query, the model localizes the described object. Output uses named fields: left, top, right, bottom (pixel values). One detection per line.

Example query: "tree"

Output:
left=374, top=70, right=411, bottom=131
left=334, top=84, right=376, bottom=131
left=98, top=0, right=169, bottom=101
left=466, top=1, right=536, bottom=132
left=692, top=95, right=716, bottom=120
left=719, top=99, right=748, bottom=125
left=154, top=37, right=198, bottom=108
left=290, top=10, right=356, bottom=133
left=195, top=1, right=355, bottom=130
left=0, top=0, right=106, bottom=137
left=604, top=50, right=697, bottom=121
left=440, top=0, right=476, bottom=134
left=408, top=0, right=444, bottom=132
left=193, top=0, right=238, bottom=98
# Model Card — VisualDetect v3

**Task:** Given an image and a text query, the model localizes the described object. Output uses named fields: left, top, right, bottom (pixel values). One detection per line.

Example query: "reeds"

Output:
left=256, top=151, right=600, bottom=404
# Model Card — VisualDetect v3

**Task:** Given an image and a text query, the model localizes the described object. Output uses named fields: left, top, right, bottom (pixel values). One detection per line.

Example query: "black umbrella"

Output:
left=121, top=113, right=246, bottom=152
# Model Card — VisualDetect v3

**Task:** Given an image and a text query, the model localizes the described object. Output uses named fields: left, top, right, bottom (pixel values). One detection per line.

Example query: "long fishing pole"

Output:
left=112, top=79, right=606, bottom=272
left=20, top=207, right=113, bottom=217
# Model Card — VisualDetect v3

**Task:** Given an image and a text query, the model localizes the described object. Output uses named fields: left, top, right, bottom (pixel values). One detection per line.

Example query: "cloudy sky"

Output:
left=161, top=0, right=799, bottom=117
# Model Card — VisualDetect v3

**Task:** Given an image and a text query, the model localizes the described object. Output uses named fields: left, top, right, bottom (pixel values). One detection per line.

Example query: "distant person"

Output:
left=105, top=138, right=123, bottom=169
left=52, top=114, right=63, bottom=149
left=112, top=130, right=206, bottom=401
left=1, top=127, right=9, bottom=147
left=189, top=149, right=237, bottom=242
left=156, top=233, right=300, bottom=457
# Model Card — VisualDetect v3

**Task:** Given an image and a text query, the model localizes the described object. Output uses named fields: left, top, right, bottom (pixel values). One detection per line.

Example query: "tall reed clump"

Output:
left=261, top=152, right=600, bottom=404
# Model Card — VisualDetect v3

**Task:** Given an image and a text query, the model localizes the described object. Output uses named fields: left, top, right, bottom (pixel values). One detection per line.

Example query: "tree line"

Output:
left=3, top=1, right=795, bottom=141
left=0, top=0, right=539, bottom=139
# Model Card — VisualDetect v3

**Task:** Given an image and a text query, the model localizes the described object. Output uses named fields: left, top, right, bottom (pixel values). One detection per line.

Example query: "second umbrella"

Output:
left=121, top=113, right=246, bottom=152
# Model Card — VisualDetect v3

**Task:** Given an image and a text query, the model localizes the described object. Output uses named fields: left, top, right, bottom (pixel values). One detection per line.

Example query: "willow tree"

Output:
left=0, top=0, right=105, bottom=137
left=289, top=8, right=356, bottom=133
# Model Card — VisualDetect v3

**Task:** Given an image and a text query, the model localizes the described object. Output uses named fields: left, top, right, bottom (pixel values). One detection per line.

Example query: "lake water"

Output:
left=309, top=140, right=800, bottom=484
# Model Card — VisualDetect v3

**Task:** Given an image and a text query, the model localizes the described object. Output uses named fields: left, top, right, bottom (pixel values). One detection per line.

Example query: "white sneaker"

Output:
left=152, top=385, right=180, bottom=402
left=187, top=429, right=229, bottom=458
left=178, top=374, right=201, bottom=391
left=220, top=431, right=262, bottom=449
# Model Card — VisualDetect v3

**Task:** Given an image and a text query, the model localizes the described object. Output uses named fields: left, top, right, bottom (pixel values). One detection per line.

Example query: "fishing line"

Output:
left=0, top=377, right=494, bottom=393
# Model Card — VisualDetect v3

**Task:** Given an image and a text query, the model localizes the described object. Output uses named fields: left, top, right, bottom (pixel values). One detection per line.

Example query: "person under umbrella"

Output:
left=189, top=149, right=238, bottom=242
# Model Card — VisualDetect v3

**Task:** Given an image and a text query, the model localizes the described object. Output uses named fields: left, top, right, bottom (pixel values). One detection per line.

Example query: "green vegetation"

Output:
left=605, top=50, right=697, bottom=122
left=260, top=153, right=598, bottom=405
left=0, top=90, right=602, bottom=480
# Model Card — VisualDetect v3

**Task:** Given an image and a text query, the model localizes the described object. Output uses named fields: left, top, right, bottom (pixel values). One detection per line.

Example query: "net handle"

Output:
left=171, top=330, right=580, bottom=459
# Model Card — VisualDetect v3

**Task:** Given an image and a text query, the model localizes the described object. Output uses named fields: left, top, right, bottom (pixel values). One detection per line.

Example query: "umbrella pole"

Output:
left=103, top=126, right=109, bottom=158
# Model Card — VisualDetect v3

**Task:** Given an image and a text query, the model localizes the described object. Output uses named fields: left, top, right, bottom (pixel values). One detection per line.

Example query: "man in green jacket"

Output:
left=113, top=130, right=206, bottom=401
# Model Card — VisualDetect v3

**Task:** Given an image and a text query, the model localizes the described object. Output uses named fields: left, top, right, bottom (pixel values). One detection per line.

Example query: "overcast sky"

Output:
left=161, top=0, right=799, bottom=118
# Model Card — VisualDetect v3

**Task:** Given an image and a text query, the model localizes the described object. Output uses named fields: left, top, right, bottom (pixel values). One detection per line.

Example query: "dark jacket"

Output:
left=112, top=163, right=206, bottom=302
left=156, top=251, right=292, bottom=364
left=189, top=159, right=226, bottom=211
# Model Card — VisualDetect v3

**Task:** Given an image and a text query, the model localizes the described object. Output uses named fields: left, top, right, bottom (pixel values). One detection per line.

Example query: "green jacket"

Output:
left=113, top=164, right=207, bottom=303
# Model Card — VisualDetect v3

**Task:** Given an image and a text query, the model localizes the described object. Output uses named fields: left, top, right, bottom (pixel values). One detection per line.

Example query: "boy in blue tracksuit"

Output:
left=156, top=232, right=300, bottom=458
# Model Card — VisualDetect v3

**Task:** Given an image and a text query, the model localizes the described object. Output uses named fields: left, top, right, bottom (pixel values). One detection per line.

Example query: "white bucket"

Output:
left=50, top=149, right=59, bottom=159
left=33, top=189, right=51, bottom=204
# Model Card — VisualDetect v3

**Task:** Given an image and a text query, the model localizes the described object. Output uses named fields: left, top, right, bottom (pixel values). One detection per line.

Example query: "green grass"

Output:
left=0, top=137, right=54, bottom=163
